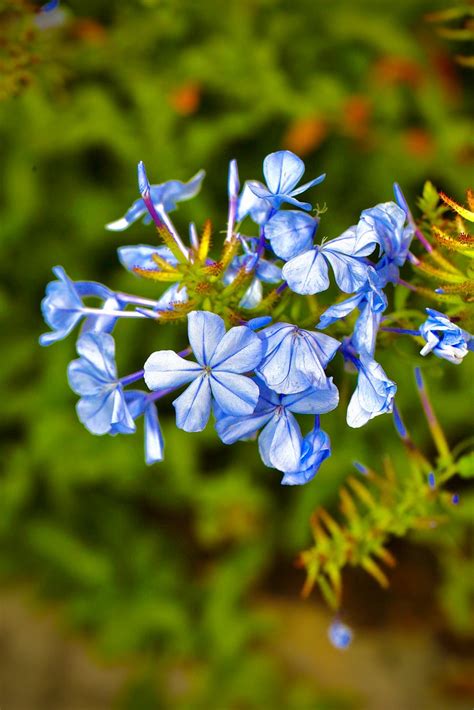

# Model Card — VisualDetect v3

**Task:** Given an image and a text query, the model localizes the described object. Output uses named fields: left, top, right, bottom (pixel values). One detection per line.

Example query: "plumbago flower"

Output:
left=419, top=309, right=473, bottom=364
left=144, top=311, right=263, bottom=432
left=39, top=149, right=472, bottom=481
left=216, top=379, right=338, bottom=476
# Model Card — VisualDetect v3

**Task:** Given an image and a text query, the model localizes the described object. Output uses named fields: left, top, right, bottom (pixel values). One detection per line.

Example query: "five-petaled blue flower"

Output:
left=247, top=150, right=326, bottom=212
left=216, top=379, right=338, bottom=474
left=106, top=170, right=205, bottom=231
left=256, top=322, right=340, bottom=394
left=419, top=309, right=473, bottom=364
left=346, top=352, right=397, bottom=428
left=68, top=332, right=136, bottom=435
left=144, top=311, right=264, bottom=432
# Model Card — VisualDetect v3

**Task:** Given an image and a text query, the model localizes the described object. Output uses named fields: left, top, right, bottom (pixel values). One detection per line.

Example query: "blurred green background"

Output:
left=0, top=0, right=473, bottom=708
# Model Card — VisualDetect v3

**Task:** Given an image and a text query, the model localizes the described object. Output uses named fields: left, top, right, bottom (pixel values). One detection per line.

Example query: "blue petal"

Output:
left=255, top=258, right=282, bottom=283
left=118, top=244, right=177, bottom=272
left=346, top=355, right=396, bottom=428
left=322, top=248, right=370, bottom=293
left=77, top=388, right=135, bottom=436
left=239, top=278, right=262, bottom=309
left=155, top=283, right=188, bottom=311
left=266, top=211, right=317, bottom=261
left=188, top=311, right=226, bottom=366
left=75, top=332, right=117, bottom=380
left=351, top=297, right=385, bottom=356
left=210, top=372, right=259, bottom=416
left=40, top=266, right=84, bottom=346
left=144, top=350, right=201, bottom=390
left=263, top=151, right=305, bottom=195
left=144, top=402, right=165, bottom=464
left=155, top=170, right=205, bottom=213
left=106, top=198, right=147, bottom=231
left=258, top=410, right=302, bottom=472
left=209, top=325, right=263, bottom=373
left=281, top=428, right=331, bottom=485
left=282, top=249, right=330, bottom=295
left=317, top=293, right=364, bottom=329
left=173, top=375, right=212, bottom=432
left=237, top=182, right=272, bottom=225
left=283, top=379, right=339, bottom=414
left=290, top=173, right=326, bottom=197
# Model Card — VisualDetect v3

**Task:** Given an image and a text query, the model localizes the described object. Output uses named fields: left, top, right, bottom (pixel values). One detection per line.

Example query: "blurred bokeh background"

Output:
left=0, top=0, right=473, bottom=708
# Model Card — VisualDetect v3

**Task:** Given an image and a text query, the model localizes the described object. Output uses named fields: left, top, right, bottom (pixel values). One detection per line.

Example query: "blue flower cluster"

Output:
left=39, top=150, right=472, bottom=483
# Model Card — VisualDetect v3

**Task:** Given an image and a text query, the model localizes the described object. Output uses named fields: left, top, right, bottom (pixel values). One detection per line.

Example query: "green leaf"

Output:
left=457, top=452, right=474, bottom=478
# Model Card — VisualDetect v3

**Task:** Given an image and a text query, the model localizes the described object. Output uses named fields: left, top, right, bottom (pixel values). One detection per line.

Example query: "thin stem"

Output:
left=414, top=368, right=451, bottom=462
left=82, top=307, right=147, bottom=319
left=120, top=369, right=144, bottom=386
left=397, top=278, right=418, bottom=293
left=117, top=293, right=161, bottom=307
left=380, top=327, right=420, bottom=336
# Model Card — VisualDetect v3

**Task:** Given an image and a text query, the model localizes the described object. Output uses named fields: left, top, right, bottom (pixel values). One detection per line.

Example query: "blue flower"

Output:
left=247, top=150, right=325, bottom=212
left=216, top=379, right=339, bottom=473
left=256, top=322, right=340, bottom=394
left=144, top=311, right=264, bottom=432
left=346, top=352, right=397, bottom=428
left=328, top=620, right=353, bottom=650
left=40, top=266, right=114, bottom=346
left=419, top=309, right=473, bottom=364
left=265, top=210, right=318, bottom=261
left=124, top=391, right=164, bottom=464
left=67, top=332, right=136, bottom=435
left=237, top=182, right=273, bottom=225
left=282, top=226, right=378, bottom=295
left=358, top=202, right=413, bottom=285
left=280, top=426, right=331, bottom=485
left=106, top=170, right=205, bottom=231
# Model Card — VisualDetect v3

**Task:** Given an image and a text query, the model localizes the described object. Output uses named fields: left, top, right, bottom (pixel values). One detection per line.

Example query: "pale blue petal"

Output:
left=317, top=293, right=364, bottom=329
left=106, top=198, right=147, bottom=231
left=209, top=325, right=263, bottom=373
left=282, top=249, right=330, bottom=295
left=322, top=249, right=370, bottom=293
left=237, top=182, right=272, bottom=224
left=173, top=375, right=212, bottom=432
left=346, top=355, right=396, bottom=428
left=210, top=372, right=259, bottom=416
left=290, top=173, right=326, bottom=196
left=144, top=350, right=201, bottom=390
left=256, top=258, right=282, bottom=283
left=118, top=244, right=177, bottom=273
left=256, top=326, right=301, bottom=394
left=188, top=311, right=226, bottom=366
left=351, top=299, right=384, bottom=356
left=281, top=428, right=331, bottom=485
left=283, top=379, right=339, bottom=414
left=239, top=278, right=262, bottom=309
left=40, top=266, right=84, bottom=345
left=259, top=411, right=303, bottom=472
left=156, top=170, right=205, bottom=212
left=331, top=224, right=377, bottom=258
left=155, top=283, right=188, bottom=311
left=263, top=151, right=305, bottom=194
left=77, top=389, right=135, bottom=436
left=215, top=408, right=274, bottom=444
left=144, top=403, right=164, bottom=464
left=265, top=211, right=317, bottom=261
left=75, top=332, right=117, bottom=379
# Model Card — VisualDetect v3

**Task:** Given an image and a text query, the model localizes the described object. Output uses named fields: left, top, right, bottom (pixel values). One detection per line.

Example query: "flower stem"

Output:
left=414, top=368, right=451, bottom=463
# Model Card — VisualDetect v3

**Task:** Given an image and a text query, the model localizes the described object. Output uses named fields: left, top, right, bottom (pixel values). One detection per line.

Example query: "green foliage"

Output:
left=298, top=371, right=473, bottom=610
